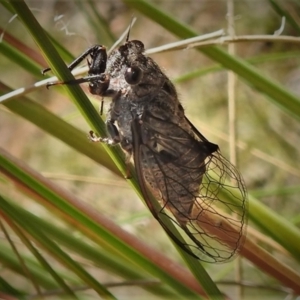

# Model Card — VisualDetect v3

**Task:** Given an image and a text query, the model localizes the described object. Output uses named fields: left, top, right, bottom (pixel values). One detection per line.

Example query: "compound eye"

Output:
left=124, top=66, right=143, bottom=85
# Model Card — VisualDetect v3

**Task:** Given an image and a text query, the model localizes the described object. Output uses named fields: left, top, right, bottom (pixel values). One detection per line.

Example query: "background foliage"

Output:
left=0, top=0, right=300, bottom=299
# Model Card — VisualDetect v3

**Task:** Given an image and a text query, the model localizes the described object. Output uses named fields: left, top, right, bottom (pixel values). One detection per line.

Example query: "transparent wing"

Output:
left=132, top=114, right=247, bottom=263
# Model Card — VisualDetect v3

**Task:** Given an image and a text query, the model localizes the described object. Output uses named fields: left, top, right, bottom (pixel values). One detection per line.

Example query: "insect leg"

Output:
left=89, top=123, right=132, bottom=178
left=42, top=45, right=106, bottom=75
left=45, top=74, right=107, bottom=89
left=106, top=120, right=133, bottom=178
left=88, top=119, right=120, bottom=145
left=88, top=133, right=117, bottom=146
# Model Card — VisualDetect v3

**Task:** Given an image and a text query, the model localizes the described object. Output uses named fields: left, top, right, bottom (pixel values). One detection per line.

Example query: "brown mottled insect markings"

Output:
left=45, top=38, right=247, bottom=263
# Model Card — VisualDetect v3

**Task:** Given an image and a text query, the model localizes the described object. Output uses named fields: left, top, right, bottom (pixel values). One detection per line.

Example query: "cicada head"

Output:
left=103, top=40, right=170, bottom=101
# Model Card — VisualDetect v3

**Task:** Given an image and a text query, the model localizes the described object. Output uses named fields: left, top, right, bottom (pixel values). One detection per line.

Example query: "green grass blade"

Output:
left=0, top=276, right=26, bottom=299
left=0, top=83, right=120, bottom=175
left=0, top=208, right=77, bottom=298
left=0, top=42, right=43, bottom=77
left=0, top=194, right=117, bottom=299
left=5, top=198, right=177, bottom=297
left=175, top=51, right=300, bottom=84
left=0, top=242, right=69, bottom=289
left=248, top=194, right=300, bottom=261
left=0, top=148, right=204, bottom=298
left=9, top=0, right=130, bottom=184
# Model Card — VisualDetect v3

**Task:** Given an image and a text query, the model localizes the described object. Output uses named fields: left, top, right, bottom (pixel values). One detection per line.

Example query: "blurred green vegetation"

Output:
left=0, top=0, right=300, bottom=299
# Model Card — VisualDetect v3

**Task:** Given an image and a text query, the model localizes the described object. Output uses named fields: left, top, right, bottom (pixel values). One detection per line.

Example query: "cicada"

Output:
left=45, top=37, right=247, bottom=263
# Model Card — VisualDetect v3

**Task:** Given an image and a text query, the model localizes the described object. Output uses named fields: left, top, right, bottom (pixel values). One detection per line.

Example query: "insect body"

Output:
left=46, top=39, right=247, bottom=262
